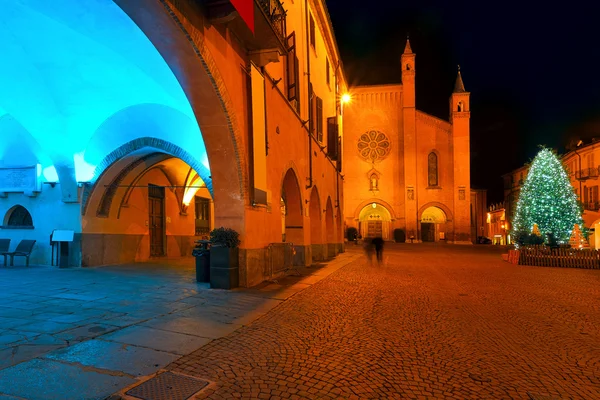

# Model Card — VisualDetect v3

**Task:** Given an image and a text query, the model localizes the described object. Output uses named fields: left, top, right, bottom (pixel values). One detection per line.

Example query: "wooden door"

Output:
left=367, top=221, right=383, bottom=238
left=421, top=222, right=435, bottom=242
left=149, top=185, right=165, bottom=257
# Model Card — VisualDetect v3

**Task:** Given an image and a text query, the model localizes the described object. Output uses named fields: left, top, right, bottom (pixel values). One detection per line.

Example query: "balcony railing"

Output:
left=256, top=0, right=287, bottom=45
left=583, top=201, right=600, bottom=212
left=576, top=167, right=599, bottom=180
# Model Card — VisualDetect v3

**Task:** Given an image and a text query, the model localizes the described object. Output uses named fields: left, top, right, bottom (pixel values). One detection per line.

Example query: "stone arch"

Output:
left=281, top=168, right=304, bottom=245
left=83, top=138, right=209, bottom=216
left=353, top=198, right=398, bottom=221
left=115, top=0, right=247, bottom=233
left=418, top=202, right=453, bottom=243
left=418, top=202, right=453, bottom=222
left=309, top=186, right=324, bottom=261
left=325, top=196, right=335, bottom=243
left=357, top=202, right=393, bottom=240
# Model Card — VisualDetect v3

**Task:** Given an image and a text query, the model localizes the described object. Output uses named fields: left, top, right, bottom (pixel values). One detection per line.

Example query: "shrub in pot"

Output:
left=209, top=227, right=241, bottom=289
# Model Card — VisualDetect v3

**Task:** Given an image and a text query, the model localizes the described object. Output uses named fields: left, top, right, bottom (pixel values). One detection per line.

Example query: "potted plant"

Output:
left=192, top=240, right=211, bottom=283
left=209, top=227, right=241, bottom=289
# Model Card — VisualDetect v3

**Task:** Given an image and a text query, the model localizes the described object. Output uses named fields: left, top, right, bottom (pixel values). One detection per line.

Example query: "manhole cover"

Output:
left=126, top=372, right=209, bottom=400
left=468, top=373, right=491, bottom=383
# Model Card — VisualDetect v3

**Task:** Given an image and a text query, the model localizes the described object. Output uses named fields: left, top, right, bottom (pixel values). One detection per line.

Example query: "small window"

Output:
left=406, top=64, right=411, bottom=70
left=326, top=58, right=330, bottom=86
left=316, top=96, right=323, bottom=142
left=309, top=14, right=316, bottom=49
left=457, top=101, right=463, bottom=112
left=4, top=205, right=33, bottom=229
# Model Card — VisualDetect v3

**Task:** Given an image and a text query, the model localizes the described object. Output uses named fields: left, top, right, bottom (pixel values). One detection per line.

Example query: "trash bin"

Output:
left=193, top=240, right=211, bottom=283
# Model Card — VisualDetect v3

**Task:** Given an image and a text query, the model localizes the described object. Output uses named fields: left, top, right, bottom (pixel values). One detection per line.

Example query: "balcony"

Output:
left=583, top=201, right=600, bottom=212
left=575, top=167, right=599, bottom=181
left=202, top=0, right=287, bottom=55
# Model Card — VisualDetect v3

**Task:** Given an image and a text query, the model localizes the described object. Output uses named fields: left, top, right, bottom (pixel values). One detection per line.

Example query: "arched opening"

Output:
left=457, top=101, right=463, bottom=112
left=309, top=186, right=323, bottom=261
left=3, top=205, right=33, bottom=229
left=82, top=147, right=212, bottom=266
left=336, top=205, right=342, bottom=252
left=325, top=196, right=335, bottom=258
left=358, top=202, right=393, bottom=240
left=420, top=206, right=447, bottom=242
left=281, top=169, right=304, bottom=246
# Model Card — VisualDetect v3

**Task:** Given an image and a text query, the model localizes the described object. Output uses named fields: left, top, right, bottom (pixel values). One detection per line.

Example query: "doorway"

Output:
left=421, top=222, right=435, bottom=242
left=149, top=185, right=165, bottom=257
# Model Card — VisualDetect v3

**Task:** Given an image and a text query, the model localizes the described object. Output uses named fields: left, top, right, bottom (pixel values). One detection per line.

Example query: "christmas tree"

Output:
left=569, top=224, right=589, bottom=248
left=512, top=148, right=584, bottom=245
left=532, top=223, right=541, bottom=237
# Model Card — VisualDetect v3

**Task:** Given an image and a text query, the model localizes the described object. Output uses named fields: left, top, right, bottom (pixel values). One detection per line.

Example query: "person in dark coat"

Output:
left=371, top=237, right=385, bottom=264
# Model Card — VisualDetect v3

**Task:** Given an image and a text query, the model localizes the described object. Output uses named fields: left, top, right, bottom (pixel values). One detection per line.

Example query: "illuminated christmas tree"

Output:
left=512, top=148, right=584, bottom=245
left=569, top=224, right=589, bottom=248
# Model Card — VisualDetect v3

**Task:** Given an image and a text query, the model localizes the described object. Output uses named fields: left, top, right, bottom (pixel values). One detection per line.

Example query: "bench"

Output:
left=1, top=239, right=36, bottom=267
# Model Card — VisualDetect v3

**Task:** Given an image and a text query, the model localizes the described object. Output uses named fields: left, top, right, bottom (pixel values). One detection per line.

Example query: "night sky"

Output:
left=326, top=1, right=600, bottom=203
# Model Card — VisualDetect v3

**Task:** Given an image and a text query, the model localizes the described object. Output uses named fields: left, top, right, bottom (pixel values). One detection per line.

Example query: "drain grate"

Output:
left=126, top=372, right=209, bottom=400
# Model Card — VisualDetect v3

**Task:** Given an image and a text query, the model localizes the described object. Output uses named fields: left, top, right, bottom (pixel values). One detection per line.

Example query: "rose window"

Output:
left=357, top=131, right=391, bottom=162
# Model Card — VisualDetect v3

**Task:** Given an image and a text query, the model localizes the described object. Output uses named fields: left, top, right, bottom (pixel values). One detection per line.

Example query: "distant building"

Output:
left=501, top=140, right=600, bottom=248
left=342, top=40, right=485, bottom=244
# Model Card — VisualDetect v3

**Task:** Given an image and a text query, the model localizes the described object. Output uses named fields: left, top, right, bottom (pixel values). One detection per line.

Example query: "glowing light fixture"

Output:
left=341, top=93, right=351, bottom=104
left=371, top=202, right=377, bottom=209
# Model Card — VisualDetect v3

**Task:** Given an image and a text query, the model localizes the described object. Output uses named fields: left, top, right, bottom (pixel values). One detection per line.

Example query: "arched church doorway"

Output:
left=358, top=202, right=392, bottom=240
left=309, top=187, right=324, bottom=261
left=82, top=145, right=212, bottom=266
left=420, top=206, right=447, bottom=242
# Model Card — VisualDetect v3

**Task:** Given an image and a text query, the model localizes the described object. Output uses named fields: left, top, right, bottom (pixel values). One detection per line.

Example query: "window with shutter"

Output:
left=309, top=15, right=316, bottom=49
left=327, top=117, right=338, bottom=160
left=326, top=58, right=330, bottom=86
left=286, top=32, right=300, bottom=112
left=316, top=97, right=323, bottom=142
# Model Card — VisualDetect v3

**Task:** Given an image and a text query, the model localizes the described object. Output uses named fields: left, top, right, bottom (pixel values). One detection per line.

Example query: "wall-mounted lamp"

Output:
left=341, top=93, right=351, bottom=104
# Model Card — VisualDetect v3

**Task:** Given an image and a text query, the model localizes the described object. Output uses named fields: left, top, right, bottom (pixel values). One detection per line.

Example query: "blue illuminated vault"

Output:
left=0, top=0, right=211, bottom=190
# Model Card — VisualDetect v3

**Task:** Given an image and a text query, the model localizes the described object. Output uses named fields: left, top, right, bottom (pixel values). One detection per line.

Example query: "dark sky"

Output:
left=326, top=1, right=600, bottom=203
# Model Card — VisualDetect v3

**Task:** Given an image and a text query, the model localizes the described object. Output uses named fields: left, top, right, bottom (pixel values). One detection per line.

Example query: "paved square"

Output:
left=168, top=244, right=600, bottom=399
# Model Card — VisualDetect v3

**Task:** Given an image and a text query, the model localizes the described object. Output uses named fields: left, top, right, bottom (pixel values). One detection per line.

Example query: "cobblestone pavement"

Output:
left=170, top=244, right=600, bottom=399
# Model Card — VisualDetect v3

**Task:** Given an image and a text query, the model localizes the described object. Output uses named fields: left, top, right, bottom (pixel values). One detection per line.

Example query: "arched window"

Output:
left=4, top=205, right=33, bottom=228
left=370, top=174, right=379, bottom=191
left=457, top=101, right=463, bottom=112
left=406, top=64, right=411, bottom=71
left=428, top=152, right=438, bottom=187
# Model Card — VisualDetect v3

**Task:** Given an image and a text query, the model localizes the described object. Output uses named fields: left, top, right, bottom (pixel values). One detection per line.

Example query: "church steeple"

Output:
left=403, top=37, right=413, bottom=54
left=454, top=65, right=466, bottom=93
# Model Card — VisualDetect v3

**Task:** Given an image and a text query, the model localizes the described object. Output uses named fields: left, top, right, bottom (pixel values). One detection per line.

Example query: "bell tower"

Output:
left=402, top=37, right=418, bottom=240
left=450, top=66, right=471, bottom=243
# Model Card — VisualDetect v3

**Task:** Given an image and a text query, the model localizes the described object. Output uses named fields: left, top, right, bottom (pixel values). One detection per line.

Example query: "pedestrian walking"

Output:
left=371, top=237, right=385, bottom=265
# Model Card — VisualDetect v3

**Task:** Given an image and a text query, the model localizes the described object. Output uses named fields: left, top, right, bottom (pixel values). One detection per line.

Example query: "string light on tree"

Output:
left=511, top=147, right=585, bottom=246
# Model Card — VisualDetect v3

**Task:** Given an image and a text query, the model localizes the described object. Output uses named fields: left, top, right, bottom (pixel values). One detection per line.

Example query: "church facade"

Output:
left=343, top=41, right=482, bottom=244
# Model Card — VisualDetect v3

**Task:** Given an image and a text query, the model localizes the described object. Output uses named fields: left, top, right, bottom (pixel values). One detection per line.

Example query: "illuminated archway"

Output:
left=281, top=169, right=304, bottom=246
left=358, top=202, right=393, bottom=240
left=420, top=206, right=447, bottom=242
left=325, top=196, right=335, bottom=257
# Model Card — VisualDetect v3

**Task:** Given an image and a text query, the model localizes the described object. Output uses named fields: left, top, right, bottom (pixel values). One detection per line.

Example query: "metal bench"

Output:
left=2, top=239, right=36, bottom=267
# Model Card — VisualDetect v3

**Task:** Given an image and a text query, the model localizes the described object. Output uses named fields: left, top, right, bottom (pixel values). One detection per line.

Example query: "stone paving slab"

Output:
left=101, top=325, right=213, bottom=355
left=0, top=254, right=359, bottom=399
left=0, top=359, right=136, bottom=400
left=45, top=339, right=180, bottom=377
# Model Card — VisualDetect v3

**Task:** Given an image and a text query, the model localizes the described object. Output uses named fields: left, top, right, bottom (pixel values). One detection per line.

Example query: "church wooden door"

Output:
left=149, top=185, right=165, bottom=257
left=421, top=222, right=435, bottom=242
